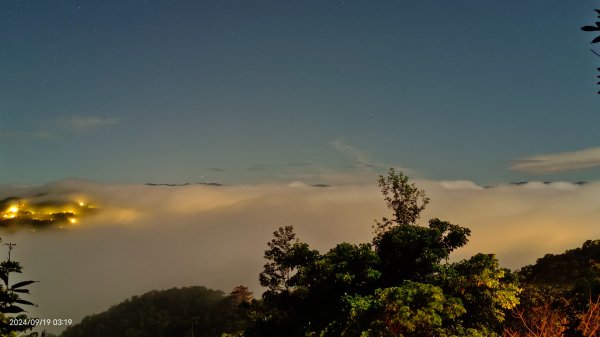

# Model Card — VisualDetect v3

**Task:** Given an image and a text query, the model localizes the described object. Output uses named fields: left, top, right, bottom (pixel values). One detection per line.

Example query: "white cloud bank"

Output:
left=511, top=146, right=600, bottom=173
left=1, top=179, right=600, bottom=332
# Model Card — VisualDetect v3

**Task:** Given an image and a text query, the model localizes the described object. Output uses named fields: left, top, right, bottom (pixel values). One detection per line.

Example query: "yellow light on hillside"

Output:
left=68, top=218, right=77, bottom=224
left=78, top=202, right=85, bottom=206
left=8, top=206, right=18, bottom=213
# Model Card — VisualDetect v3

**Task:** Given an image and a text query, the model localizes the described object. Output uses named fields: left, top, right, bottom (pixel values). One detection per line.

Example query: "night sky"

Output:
left=3, top=2, right=600, bottom=333
left=2, top=0, right=599, bottom=185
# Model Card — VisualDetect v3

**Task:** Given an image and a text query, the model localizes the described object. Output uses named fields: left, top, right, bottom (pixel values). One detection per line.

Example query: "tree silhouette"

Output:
left=374, top=167, right=429, bottom=234
left=0, top=239, right=38, bottom=336
left=258, top=226, right=318, bottom=294
left=581, top=9, right=600, bottom=94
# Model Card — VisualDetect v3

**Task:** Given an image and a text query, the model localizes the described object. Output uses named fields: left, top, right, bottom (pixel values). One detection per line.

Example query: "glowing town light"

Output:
left=68, top=218, right=77, bottom=224
left=7, top=206, right=18, bottom=213
left=78, top=202, right=85, bottom=206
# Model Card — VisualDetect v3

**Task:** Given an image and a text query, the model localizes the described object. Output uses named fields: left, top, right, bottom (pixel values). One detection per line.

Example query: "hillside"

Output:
left=59, top=286, right=249, bottom=337
left=519, top=239, right=600, bottom=297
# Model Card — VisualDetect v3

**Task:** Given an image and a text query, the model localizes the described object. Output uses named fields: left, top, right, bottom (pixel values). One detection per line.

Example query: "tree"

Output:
left=259, top=226, right=297, bottom=294
left=0, top=239, right=38, bottom=337
left=374, top=168, right=430, bottom=234
left=512, top=240, right=600, bottom=337
left=292, top=242, right=382, bottom=335
left=341, top=281, right=466, bottom=337
left=519, top=240, right=600, bottom=308
left=578, top=296, right=600, bottom=337
left=248, top=226, right=320, bottom=337
left=501, top=288, right=600, bottom=337
left=374, top=218, right=471, bottom=286
left=248, top=169, right=521, bottom=337
left=439, top=254, right=521, bottom=333
left=258, top=226, right=318, bottom=295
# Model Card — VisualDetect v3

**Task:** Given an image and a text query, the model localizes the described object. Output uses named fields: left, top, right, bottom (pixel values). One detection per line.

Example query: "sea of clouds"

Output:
left=1, top=178, right=600, bottom=332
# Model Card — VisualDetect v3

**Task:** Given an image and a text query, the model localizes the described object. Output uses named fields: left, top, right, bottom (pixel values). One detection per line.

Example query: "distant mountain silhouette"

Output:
left=145, top=182, right=225, bottom=187
left=483, top=181, right=589, bottom=189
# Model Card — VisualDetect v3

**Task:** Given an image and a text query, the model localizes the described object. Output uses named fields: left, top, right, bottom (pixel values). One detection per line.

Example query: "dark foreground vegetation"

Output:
left=0, top=240, right=38, bottom=337
left=237, top=169, right=600, bottom=337
left=49, top=169, right=600, bottom=337
left=59, top=286, right=248, bottom=337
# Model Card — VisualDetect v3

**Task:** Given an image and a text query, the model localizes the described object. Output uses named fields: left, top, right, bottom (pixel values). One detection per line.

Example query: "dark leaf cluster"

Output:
left=581, top=9, right=600, bottom=94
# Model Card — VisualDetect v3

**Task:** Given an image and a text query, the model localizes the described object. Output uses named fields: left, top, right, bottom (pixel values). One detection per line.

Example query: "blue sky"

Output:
left=1, top=0, right=599, bottom=185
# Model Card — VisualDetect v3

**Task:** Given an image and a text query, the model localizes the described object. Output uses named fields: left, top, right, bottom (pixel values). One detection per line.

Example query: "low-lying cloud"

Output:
left=511, top=146, right=600, bottom=173
left=1, top=178, right=599, bottom=332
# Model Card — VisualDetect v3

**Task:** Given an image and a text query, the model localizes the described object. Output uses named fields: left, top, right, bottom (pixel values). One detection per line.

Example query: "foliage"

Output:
left=295, top=242, right=382, bottom=335
left=581, top=8, right=600, bottom=94
left=0, top=239, right=38, bottom=337
left=245, top=169, right=522, bottom=337
left=502, top=292, right=600, bottom=337
left=511, top=240, right=600, bottom=337
left=519, top=240, right=600, bottom=305
left=577, top=296, right=600, bottom=337
left=374, top=168, right=429, bottom=234
left=59, top=286, right=250, bottom=337
left=259, top=226, right=319, bottom=294
left=374, top=218, right=470, bottom=286
left=341, top=281, right=466, bottom=337
left=581, top=9, right=600, bottom=44
left=437, top=254, right=521, bottom=332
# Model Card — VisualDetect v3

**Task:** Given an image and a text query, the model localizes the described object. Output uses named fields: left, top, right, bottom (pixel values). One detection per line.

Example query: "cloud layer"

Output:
left=1, top=179, right=600, bottom=332
left=66, top=116, right=120, bottom=131
left=511, top=146, right=600, bottom=173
